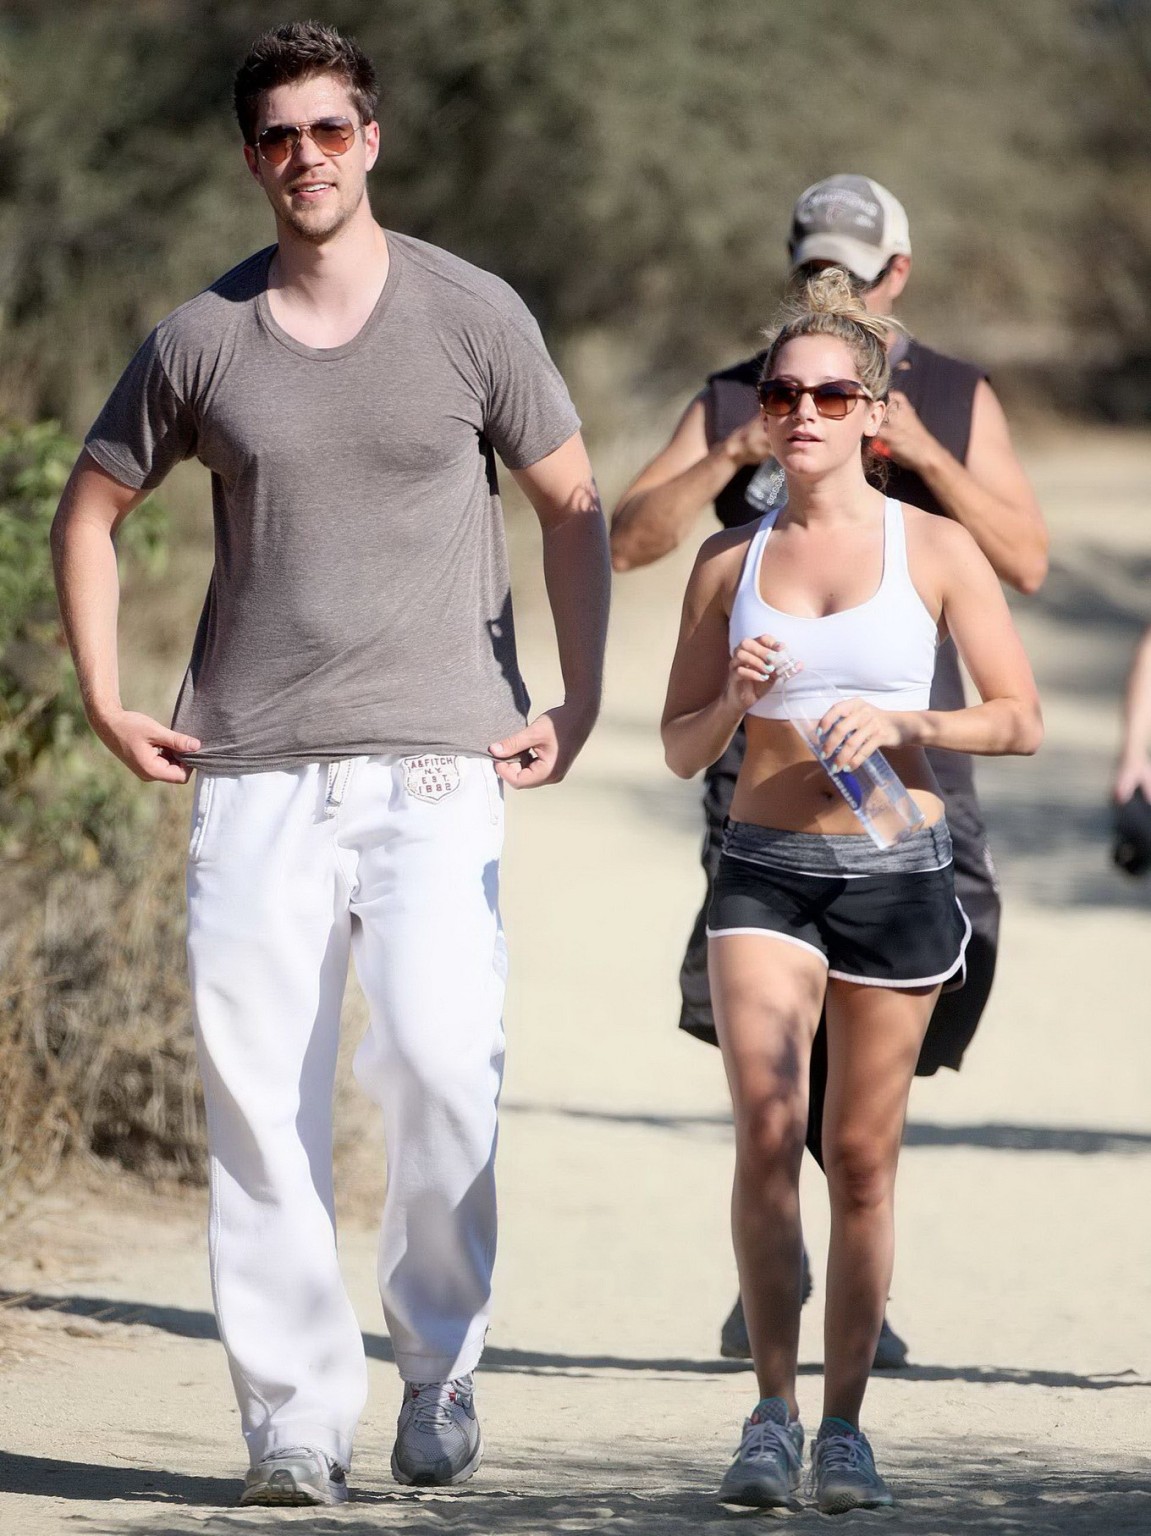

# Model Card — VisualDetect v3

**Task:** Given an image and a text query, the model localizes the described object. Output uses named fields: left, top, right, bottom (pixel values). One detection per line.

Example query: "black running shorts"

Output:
left=707, top=819, right=970, bottom=989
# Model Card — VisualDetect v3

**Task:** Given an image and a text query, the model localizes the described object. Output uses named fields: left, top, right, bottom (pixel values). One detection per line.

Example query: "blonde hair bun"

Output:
left=761, top=265, right=905, bottom=399
left=785, top=268, right=889, bottom=345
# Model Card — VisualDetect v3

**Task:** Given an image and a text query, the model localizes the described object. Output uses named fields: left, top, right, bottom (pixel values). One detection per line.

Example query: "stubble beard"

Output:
left=279, top=193, right=358, bottom=246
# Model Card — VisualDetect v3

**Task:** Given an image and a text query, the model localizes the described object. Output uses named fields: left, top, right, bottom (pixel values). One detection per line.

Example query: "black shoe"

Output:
left=719, top=1295, right=750, bottom=1360
left=871, top=1315, right=909, bottom=1370
left=719, top=1251, right=814, bottom=1360
left=720, top=1292, right=910, bottom=1370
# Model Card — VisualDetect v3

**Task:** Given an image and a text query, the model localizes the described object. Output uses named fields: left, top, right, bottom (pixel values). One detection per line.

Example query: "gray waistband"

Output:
left=723, top=818, right=952, bottom=876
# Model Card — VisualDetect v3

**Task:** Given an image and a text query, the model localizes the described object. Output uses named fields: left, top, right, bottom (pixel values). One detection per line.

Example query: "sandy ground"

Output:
left=2, top=428, right=1150, bottom=1533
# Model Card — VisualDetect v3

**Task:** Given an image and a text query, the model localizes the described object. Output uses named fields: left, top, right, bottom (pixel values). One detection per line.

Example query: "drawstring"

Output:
left=323, top=759, right=354, bottom=818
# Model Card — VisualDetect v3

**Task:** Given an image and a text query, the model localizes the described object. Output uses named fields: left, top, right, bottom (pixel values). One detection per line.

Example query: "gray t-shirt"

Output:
left=85, top=232, right=581, bottom=773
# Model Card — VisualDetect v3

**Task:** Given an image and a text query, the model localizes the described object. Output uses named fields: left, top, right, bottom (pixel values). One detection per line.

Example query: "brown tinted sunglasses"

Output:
left=758, top=379, right=874, bottom=419
left=255, top=117, right=361, bottom=165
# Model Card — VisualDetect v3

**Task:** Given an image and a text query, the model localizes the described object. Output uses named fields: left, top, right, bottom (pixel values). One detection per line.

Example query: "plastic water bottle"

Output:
left=774, top=658, right=925, bottom=849
left=744, top=456, right=788, bottom=514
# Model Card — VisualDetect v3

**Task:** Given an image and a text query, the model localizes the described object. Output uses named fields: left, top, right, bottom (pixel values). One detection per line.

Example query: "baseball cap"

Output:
left=788, top=175, right=911, bottom=283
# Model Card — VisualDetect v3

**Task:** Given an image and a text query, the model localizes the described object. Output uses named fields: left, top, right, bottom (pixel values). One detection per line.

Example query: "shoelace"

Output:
left=408, top=1380, right=470, bottom=1433
left=809, top=1431, right=871, bottom=1493
left=738, top=1417, right=798, bottom=1466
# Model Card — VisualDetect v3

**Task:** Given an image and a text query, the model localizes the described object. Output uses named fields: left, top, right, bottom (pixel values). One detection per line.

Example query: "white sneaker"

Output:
left=239, top=1446, right=348, bottom=1506
left=391, top=1374, right=483, bottom=1486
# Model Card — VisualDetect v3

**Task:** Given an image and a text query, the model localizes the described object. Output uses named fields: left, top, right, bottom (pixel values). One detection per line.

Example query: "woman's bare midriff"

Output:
left=729, top=717, right=945, bottom=834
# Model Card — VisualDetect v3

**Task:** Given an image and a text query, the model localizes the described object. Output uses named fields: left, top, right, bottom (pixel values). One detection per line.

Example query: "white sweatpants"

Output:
left=185, top=753, right=507, bottom=1469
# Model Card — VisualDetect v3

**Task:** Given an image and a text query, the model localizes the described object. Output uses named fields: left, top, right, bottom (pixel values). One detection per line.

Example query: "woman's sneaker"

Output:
left=391, top=1374, right=484, bottom=1486
left=810, top=1420, right=893, bottom=1513
left=717, top=1396, right=804, bottom=1507
left=239, top=1447, right=348, bottom=1506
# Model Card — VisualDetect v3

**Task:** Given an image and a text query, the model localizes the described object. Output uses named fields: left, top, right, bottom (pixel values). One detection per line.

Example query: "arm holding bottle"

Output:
left=817, top=516, right=1043, bottom=772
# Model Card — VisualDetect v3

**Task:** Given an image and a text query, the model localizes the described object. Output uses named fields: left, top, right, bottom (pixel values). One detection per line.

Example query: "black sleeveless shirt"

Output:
left=701, top=337, right=988, bottom=795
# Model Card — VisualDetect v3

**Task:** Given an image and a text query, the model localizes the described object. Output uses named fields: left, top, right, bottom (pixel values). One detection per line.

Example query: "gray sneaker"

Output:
left=810, top=1421, right=893, bottom=1513
left=717, top=1396, right=804, bottom=1507
left=391, top=1373, right=483, bottom=1486
left=239, top=1446, right=348, bottom=1506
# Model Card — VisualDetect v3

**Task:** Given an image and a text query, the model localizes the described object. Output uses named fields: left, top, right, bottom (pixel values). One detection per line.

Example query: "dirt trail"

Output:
left=2, top=428, right=1150, bottom=1533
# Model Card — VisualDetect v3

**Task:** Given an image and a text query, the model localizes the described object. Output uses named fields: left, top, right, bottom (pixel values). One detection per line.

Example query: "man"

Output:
left=1113, top=624, right=1151, bottom=874
left=51, top=21, right=609, bottom=1507
left=610, top=174, right=1047, bottom=1364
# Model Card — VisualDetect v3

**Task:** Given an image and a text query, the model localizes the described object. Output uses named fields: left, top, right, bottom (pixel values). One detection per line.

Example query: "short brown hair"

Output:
left=233, top=20, right=379, bottom=144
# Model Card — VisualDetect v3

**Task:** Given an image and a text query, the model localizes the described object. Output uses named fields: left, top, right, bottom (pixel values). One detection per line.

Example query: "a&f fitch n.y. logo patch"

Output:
left=401, top=754, right=462, bottom=804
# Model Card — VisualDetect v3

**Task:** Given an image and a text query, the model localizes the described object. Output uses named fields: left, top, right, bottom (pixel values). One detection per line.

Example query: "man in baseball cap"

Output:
left=787, top=173, right=912, bottom=281
left=609, top=173, right=1048, bottom=1370
left=1113, top=624, right=1151, bottom=875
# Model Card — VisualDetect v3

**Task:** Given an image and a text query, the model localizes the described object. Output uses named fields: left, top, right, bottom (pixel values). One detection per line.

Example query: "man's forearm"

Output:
left=49, top=462, right=197, bottom=784
left=50, top=507, right=125, bottom=726
left=1120, top=631, right=1151, bottom=765
left=541, top=507, right=611, bottom=721
left=610, top=443, right=742, bottom=572
left=906, top=443, right=1047, bottom=594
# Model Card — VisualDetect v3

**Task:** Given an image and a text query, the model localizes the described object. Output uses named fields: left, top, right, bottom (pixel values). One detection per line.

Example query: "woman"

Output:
left=661, top=269, right=1041, bottom=1514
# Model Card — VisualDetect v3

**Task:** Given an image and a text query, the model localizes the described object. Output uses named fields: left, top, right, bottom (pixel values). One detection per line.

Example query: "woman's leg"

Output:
left=819, top=980, right=937, bottom=1426
left=710, top=934, right=827, bottom=1413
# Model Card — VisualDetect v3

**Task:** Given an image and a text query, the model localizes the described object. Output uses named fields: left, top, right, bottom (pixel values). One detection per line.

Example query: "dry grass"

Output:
left=0, top=791, right=203, bottom=1212
left=0, top=779, right=381, bottom=1220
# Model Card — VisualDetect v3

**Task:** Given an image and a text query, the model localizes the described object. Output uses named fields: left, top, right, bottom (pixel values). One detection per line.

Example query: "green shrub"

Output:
left=0, top=418, right=164, bottom=863
left=0, top=418, right=201, bottom=1204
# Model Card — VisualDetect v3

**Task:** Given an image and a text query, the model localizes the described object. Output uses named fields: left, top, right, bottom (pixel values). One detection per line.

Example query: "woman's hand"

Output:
left=816, top=699, right=910, bottom=771
left=724, top=634, right=787, bottom=716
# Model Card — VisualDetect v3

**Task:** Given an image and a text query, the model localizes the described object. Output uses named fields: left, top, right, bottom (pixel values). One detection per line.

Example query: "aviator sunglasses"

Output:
left=758, top=378, right=875, bottom=420
left=255, top=117, right=361, bottom=165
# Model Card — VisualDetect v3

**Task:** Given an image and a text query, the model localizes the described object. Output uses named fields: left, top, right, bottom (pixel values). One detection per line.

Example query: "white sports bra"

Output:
left=729, top=498, right=939, bottom=721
